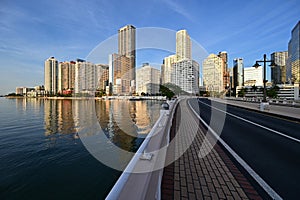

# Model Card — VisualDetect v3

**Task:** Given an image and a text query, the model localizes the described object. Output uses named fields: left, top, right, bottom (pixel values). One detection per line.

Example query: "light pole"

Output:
left=252, top=54, right=275, bottom=102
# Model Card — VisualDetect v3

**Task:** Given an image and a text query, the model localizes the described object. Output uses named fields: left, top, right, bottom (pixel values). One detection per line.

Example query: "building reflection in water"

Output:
left=72, top=99, right=161, bottom=170
left=95, top=100, right=161, bottom=152
left=15, top=98, right=43, bottom=113
left=41, top=98, right=161, bottom=169
left=44, top=99, right=76, bottom=136
left=13, top=97, right=160, bottom=168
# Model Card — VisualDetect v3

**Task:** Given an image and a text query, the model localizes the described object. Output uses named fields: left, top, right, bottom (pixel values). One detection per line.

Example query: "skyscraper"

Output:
left=108, top=53, right=132, bottom=94
left=271, top=51, right=288, bottom=84
left=95, top=64, right=109, bottom=91
left=109, top=25, right=136, bottom=95
left=175, top=30, right=198, bottom=94
left=161, top=55, right=177, bottom=84
left=58, top=61, right=75, bottom=94
left=44, top=57, right=58, bottom=95
left=202, top=54, right=224, bottom=93
left=218, top=51, right=230, bottom=91
left=118, top=25, right=136, bottom=82
left=162, top=30, right=192, bottom=85
left=287, top=21, right=300, bottom=83
left=74, top=59, right=96, bottom=95
left=176, top=30, right=191, bottom=61
left=161, top=29, right=198, bottom=94
left=233, top=58, right=244, bottom=89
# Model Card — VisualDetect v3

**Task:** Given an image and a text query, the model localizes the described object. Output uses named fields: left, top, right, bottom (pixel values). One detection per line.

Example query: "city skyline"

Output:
left=1, top=0, right=299, bottom=94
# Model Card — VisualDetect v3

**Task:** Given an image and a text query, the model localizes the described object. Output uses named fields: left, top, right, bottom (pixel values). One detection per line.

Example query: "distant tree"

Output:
left=95, top=89, right=106, bottom=97
left=159, top=85, right=175, bottom=100
left=6, top=93, right=23, bottom=97
left=267, top=86, right=279, bottom=98
left=238, top=88, right=246, bottom=97
left=163, top=83, right=187, bottom=96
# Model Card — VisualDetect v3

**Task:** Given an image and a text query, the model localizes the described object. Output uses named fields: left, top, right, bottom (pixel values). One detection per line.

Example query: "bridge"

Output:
left=106, top=97, right=300, bottom=200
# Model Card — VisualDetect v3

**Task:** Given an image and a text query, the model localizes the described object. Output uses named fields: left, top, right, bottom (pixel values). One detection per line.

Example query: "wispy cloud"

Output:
left=161, top=0, right=194, bottom=22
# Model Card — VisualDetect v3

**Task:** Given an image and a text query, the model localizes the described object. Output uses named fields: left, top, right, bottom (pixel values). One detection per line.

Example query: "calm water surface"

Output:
left=0, top=98, right=161, bottom=199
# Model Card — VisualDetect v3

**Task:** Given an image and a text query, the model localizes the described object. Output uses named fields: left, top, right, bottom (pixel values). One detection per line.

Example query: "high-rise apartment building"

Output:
left=74, top=59, right=97, bottom=95
left=58, top=61, right=75, bottom=94
left=233, top=58, right=244, bottom=89
left=162, top=30, right=192, bottom=84
left=172, top=59, right=199, bottom=94
left=96, top=64, right=109, bottom=91
left=287, top=21, right=300, bottom=83
left=44, top=57, right=58, bottom=95
left=202, top=54, right=224, bottom=93
left=118, top=25, right=136, bottom=58
left=118, top=25, right=136, bottom=83
left=136, top=63, right=160, bottom=95
left=176, top=30, right=191, bottom=61
left=218, top=51, right=230, bottom=90
left=271, top=51, right=288, bottom=84
left=228, top=67, right=234, bottom=91
left=109, top=54, right=132, bottom=94
left=161, top=55, right=177, bottom=84
left=161, top=29, right=199, bottom=94
left=109, top=25, right=136, bottom=95
left=244, top=66, right=263, bottom=86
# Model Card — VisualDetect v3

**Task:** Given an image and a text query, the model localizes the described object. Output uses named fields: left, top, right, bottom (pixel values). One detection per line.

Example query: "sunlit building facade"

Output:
left=136, top=63, right=160, bottom=95
left=244, top=66, right=263, bottom=86
left=287, top=21, right=300, bottom=83
left=118, top=25, right=136, bottom=91
left=172, top=59, right=199, bottom=94
left=109, top=54, right=133, bottom=95
left=161, top=29, right=199, bottom=94
left=202, top=54, right=224, bottom=93
left=218, top=51, right=230, bottom=90
left=108, top=25, right=136, bottom=95
left=96, top=64, right=109, bottom=91
left=271, top=51, right=288, bottom=84
left=44, top=57, right=58, bottom=95
left=58, top=61, right=75, bottom=94
left=176, top=30, right=191, bottom=61
left=74, top=59, right=97, bottom=95
left=161, top=55, right=177, bottom=84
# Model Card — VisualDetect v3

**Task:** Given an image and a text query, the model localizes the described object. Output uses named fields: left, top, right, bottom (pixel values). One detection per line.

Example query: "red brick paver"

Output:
left=162, top=98, right=263, bottom=200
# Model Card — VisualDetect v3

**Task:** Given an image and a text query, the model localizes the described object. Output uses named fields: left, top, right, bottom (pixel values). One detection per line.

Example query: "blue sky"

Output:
left=0, top=0, right=299, bottom=94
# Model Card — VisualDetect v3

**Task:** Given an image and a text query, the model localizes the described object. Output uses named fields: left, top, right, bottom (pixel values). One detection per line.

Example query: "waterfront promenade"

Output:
left=161, top=98, right=262, bottom=200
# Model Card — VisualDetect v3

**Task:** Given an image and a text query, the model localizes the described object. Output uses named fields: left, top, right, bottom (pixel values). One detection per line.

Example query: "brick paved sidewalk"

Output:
left=161, top=99, right=263, bottom=200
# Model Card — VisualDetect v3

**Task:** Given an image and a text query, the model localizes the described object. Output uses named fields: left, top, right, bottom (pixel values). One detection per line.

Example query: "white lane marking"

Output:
left=188, top=100, right=283, bottom=200
left=198, top=99, right=300, bottom=144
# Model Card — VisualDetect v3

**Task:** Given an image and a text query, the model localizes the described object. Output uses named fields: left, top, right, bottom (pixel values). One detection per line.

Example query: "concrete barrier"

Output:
left=106, top=98, right=181, bottom=200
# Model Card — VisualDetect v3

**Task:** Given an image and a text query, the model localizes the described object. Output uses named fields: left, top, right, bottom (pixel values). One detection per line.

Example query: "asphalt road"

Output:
left=188, top=98, right=300, bottom=199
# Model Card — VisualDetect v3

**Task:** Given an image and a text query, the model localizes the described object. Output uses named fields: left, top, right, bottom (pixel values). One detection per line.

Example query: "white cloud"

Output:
left=161, top=0, right=194, bottom=22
